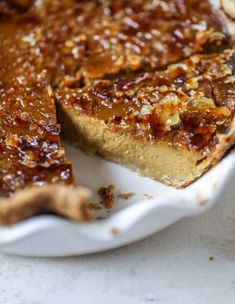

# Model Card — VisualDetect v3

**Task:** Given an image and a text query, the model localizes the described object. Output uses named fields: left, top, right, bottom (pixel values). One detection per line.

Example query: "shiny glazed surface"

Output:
left=57, top=50, right=235, bottom=152
left=0, top=0, right=230, bottom=195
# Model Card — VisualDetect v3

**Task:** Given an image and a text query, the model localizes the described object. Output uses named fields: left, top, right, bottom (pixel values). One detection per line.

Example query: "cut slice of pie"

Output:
left=0, top=82, right=91, bottom=225
left=0, top=16, right=91, bottom=225
left=57, top=49, right=235, bottom=188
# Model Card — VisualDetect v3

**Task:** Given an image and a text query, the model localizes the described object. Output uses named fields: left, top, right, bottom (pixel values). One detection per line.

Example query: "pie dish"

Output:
left=0, top=0, right=234, bottom=226
left=0, top=147, right=234, bottom=257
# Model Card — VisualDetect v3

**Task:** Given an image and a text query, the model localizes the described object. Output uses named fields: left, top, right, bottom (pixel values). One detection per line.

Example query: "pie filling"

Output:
left=0, top=0, right=234, bottom=223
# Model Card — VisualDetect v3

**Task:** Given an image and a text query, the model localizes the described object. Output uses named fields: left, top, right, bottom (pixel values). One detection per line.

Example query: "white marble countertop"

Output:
left=0, top=180, right=235, bottom=304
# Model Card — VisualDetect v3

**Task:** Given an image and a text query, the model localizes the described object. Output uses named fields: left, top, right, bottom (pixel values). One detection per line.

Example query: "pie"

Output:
left=0, top=0, right=234, bottom=224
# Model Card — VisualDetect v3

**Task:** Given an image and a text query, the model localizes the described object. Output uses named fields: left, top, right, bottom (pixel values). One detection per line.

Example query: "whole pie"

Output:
left=0, top=0, right=234, bottom=225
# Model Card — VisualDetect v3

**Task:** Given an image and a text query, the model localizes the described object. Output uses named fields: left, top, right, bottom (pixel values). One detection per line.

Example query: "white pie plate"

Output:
left=0, top=143, right=234, bottom=257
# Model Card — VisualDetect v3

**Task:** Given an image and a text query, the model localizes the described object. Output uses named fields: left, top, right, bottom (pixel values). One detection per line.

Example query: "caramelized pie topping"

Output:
left=57, top=50, right=235, bottom=152
left=0, top=12, right=74, bottom=196
left=0, top=83, right=73, bottom=196
left=0, top=0, right=231, bottom=197
left=0, top=0, right=229, bottom=86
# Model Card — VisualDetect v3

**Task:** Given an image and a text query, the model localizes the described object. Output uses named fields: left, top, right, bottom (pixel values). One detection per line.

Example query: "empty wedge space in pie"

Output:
left=0, top=0, right=234, bottom=224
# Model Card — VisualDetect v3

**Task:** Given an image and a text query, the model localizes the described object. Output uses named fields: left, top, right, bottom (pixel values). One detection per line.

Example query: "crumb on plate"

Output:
left=144, top=193, right=154, bottom=200
left=118, top=192, right=135, bottom=200
left=111, top=228, right=119, bottom=236
left=98, top=185, right=116, bottom=209
left=88, top=203, right=102, bottom=210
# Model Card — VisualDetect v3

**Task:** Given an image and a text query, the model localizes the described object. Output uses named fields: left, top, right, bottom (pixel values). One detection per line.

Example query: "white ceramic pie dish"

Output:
left=0, top=143, right=234, bottom=257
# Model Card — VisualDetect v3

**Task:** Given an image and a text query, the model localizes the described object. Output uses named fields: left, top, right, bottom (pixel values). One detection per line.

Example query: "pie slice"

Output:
left=0, top=16, right=91, bottom=225
left=0, top=82, right=91, bottom=225
left=57, top=49, right=235, bottom=188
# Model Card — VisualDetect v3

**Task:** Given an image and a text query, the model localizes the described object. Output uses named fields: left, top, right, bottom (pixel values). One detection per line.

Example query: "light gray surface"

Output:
left=0, top=181, right=235, bottom=304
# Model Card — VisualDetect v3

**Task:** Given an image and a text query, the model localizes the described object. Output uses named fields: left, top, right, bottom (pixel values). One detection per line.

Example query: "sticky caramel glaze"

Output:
left=56, top=50, right=235, bottom=153
left=0, top=21, right=73, bottom=196
left=0, top=0, right=229, bottom=87
left=0, top=83, right=74, bottom=195
left=0, top=0, right=230, bottom=196
left=0, top=1, right=33, bottom=14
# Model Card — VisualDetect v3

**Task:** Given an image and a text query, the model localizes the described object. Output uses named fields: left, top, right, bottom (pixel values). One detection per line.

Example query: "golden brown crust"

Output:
left=0, top=185, right=92, bottom=226
left=220, top=0, right=235, bottom=38
left=221, top=0, right=235, bottom=20
left=201, top=116, right=235, bottom=174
